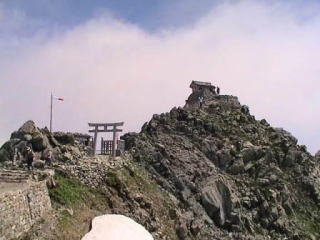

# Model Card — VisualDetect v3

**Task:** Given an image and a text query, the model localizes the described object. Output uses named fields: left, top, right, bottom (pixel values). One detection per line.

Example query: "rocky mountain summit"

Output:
left=123, top=92, right=320, bottom=239
left=0, top=120, right=92, bottom=169
left=1, top=88, right=320, bottom=240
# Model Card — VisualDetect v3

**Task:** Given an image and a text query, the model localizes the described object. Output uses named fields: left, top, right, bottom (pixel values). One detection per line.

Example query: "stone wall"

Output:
left=57, top=155, right=125, bottom=189
left=0, top=181, right=52, bottom=240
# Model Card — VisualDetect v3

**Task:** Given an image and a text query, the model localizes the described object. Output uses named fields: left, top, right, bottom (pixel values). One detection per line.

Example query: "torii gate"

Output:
left=88, top=122, right=124, bottom=156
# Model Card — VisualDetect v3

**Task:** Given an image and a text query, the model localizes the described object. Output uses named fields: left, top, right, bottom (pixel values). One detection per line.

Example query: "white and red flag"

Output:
left=53, top=96, right=64, bottom=101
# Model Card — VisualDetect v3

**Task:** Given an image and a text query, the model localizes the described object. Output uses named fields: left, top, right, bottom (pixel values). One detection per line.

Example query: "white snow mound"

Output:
left=81, top=214, right=154, bottom=240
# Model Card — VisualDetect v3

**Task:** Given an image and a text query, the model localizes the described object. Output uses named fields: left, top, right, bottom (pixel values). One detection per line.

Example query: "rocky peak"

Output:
left=123, top=92, right=320, bottom=239
left=0, top=121, right=92, bottom=168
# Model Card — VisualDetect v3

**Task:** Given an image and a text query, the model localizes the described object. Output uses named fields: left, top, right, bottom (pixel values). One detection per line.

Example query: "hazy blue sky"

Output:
left=0, top=0, right=218, bottom=35
left=2, top=0, right=319, bottom=34
left=1, top=0, right=320, bottom=153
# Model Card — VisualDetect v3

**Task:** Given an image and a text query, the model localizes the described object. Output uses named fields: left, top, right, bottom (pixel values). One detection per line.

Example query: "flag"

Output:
left=53, top=96, right=64, bottom=101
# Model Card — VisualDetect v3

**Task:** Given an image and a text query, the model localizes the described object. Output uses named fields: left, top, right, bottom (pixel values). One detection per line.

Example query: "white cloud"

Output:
left=1, top=0, right=320, bottom=153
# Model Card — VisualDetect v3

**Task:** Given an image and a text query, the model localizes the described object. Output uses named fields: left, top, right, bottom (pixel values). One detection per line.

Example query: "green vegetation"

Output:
left=48, top=172, right=109, bottom=240
left=107, top=160, right=161, bottom=194
left=46, top=162, right=179, bottom=240
left=49, top=171, right=108, bottom=208
left=293, top=201, right=320, bottom=239
left=106, top=160, right=179, bottom=240
left=49, top=172, right=87, bottom=205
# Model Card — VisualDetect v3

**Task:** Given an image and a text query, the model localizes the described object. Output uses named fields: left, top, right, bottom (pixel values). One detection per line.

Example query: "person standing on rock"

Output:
left=198, top=96, right=204, bottom=108
left=25, top=146, right=34, bottom=170
left=217, top=87, right=220, bottom=95
left=44, top=150, right=54, bottom=166
left=13, top=147, right=18, bottom=166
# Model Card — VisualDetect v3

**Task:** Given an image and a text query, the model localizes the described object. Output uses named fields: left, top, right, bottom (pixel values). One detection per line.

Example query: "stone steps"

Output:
left=0, top=169, right=30, bottom=183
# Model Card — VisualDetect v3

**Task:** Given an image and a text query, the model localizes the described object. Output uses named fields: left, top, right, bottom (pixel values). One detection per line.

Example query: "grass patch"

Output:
left=292, top=200, right=320, bottom=239
left=49, top=172, right=108, bottom=208
left=47, top=162, right=179, bottom=240
left=106, top=160, right=179, bottom=240
left=49, top=173, right=89, bottom=206
left=106, top=161, right=160, bottom=194
left=48, top=172, right=109, bottom=240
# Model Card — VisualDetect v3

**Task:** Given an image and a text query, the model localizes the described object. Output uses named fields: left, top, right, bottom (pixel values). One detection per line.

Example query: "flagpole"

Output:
left=50, top=93, right=53, bottom=132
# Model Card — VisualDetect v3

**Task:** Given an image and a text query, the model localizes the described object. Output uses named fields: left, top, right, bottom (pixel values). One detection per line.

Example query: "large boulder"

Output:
left=215, top=150, right=232, bottom=170
left=31, top=132, right=49, bottom=151
left=274, top=128, right=298, bottom=145
left=241, top=145, right=264, bottom=164
left=82, top=215, right=153, bottom=240
left=0, top=148, right=10, bottom=162
left=282, top=148, right=303, bottom=167
left=0, top=139, right=20, bottom=162
left=53, top=132, right=75, bottom=145
left=10, top=120, right=41, bottom=140
left=201, top=180, right=233, bottom=227
left=8, top=120, right=49, bottom=151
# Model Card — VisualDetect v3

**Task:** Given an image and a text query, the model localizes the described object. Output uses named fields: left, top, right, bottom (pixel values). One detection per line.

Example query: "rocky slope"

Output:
left=1, top=91, right=320, bottom=240
left=0, top=121, right=180, bottom=240
left=123, top=93, right=320, bottom=239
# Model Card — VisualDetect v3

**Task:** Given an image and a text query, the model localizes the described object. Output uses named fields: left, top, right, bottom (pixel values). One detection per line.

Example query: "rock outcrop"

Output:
left=123, top=92, right=320, bottom=239
left=0, top=121, right=93, bottom=168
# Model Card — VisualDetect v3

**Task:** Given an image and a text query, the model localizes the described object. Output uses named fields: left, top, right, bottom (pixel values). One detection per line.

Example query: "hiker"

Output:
left=13, top=147, right=18, bottom=166
left=44, top=150, right=54, bottom=166
left=217, top=87, right=220, bottom=95
left=198, top=96, right=204, bottom=108
left=25, top=146, right=34, bottom=170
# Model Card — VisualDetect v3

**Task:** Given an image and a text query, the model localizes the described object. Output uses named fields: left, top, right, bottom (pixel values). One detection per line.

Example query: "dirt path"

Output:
left=0, top=182, right=29, bottom=194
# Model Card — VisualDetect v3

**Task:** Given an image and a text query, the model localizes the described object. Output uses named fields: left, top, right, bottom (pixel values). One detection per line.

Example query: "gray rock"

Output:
left=274, top=128, right=298, bottom=145
left=0, top=139, right=20, bottom=162
left=33, top=160, right=45, bottom=168
left=53, top=132, right=75, bottom=145
left=62, top=152, right=73, bottom=162
left=11, top=120, right=40, bottom=139
left=0, top=148, right=10, bottom=162
left=31, top=133, right=49, bottom=151
left=23, top=134, right=32, bottom=141
left=190, top=218, right=202, bottom=236
left=257, top=178, right=270, bottom=186
left=176, top=222, right=189, bottom=240
left=242, top=146, right=263, bottom=164
left=47, top=133, right=60, bottom=147
left=244, top=162, right=254, bottom=172
left=241, top=105, right=250, bottom=114
left=201, top=139, right=218, bottom=160
left=69, top=146, right=82, bottom=157
left=227, top=158, right=244, bottom=175
left=201, top=180, right=233, bottom=227
left=282, top=148, right=302, bottom=167
left=215, top=150, right=232, bottom=170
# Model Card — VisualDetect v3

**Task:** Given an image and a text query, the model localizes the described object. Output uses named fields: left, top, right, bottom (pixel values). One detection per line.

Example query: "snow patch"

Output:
left=82, top=214, right=154, bottom=240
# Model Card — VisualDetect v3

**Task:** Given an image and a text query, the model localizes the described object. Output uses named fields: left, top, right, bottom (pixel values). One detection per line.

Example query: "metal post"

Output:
left=101, top=137, right=104, bottom=155
left=50, top=93, right=53, bottom=132
left=92, top=126, right=98, bottom=155
left=112, top=126, right=117, bottom=157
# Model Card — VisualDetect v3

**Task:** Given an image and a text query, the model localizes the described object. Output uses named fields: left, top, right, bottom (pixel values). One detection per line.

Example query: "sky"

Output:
left=0, top=0, right=320, bottom=154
